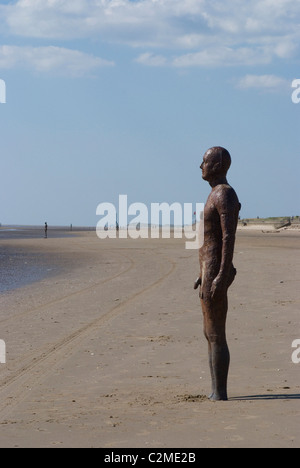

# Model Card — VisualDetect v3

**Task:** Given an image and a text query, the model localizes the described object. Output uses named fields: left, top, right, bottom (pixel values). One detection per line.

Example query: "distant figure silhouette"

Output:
left=44, top=222, right=48, bottom=239
left=194, top=147, right=241, bottom=401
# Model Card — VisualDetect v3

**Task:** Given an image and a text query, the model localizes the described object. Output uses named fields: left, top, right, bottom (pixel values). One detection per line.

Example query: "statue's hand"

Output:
left=194, top=277, right=202, bottom=290
left=210, top=276, right=225, bottom=299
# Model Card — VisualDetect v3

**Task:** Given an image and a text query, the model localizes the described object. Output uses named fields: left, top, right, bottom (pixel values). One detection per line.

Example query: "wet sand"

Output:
left=0, top=230, right=299, bottom=448
left=0, top=246, right=62, bottom=293
left=0, top=227, right=76, bottom=241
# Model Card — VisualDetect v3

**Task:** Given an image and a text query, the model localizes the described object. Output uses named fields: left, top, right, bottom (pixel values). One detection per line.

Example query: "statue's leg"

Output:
left=202, top=296, right=229, bottom=401
left=210, top=333, right=230, bottom=401
left=203, top=327, right=216, bottom=399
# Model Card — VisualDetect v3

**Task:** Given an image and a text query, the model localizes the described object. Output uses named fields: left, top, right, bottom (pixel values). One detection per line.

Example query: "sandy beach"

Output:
left=0, top=230, right=299, bottom=448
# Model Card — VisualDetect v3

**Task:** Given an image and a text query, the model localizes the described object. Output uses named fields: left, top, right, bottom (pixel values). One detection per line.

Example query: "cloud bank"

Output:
left=0, top=45, right=114, bottom=76
left=0, top=0, right=299, bottom=74
left=237, top=74, right=290, bottom=91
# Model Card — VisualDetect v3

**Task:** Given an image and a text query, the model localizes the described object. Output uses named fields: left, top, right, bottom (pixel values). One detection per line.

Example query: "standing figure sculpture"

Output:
left=194, top=147, right=241, bottom=401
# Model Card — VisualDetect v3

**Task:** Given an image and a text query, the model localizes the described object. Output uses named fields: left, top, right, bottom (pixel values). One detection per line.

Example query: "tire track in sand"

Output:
left=0, top=249, right=176, bottom=419
left=0, top=250, right=134, bottom=326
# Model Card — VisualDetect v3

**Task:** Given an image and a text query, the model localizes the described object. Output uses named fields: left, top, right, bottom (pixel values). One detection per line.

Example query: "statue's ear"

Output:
left=212, top=161, right=222, bottom=173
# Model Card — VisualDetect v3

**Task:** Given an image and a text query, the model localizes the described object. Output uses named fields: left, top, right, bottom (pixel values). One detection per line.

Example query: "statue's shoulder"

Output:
left=212, top=184, right=240, bottom=211
left=213, top=183, right=236, bottom=198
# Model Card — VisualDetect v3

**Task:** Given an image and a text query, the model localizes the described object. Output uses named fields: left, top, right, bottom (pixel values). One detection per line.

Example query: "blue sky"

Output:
left=0, top=0, right=299, bottom=226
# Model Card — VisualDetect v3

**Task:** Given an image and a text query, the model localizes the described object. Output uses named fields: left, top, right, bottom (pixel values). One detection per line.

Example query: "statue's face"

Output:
left=200, top=150, right=218, bottom=181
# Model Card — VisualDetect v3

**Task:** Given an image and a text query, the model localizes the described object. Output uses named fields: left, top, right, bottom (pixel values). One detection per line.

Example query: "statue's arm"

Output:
left=219, top=212, right=236, bottom=277
left=211, top=190, right=237, bottom=298
left=194, top=243, right=202, bottom=290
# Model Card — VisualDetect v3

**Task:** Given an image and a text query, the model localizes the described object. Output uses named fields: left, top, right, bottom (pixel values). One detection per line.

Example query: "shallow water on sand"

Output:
left=0, top=227, right=74, bottom=241
left=0, top=228, right=75, bottom=293
left=0, top=247, right=60, bottom=293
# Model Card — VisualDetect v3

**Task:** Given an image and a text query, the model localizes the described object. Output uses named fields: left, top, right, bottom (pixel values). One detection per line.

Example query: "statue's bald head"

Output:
left=207, top=147, right=231, bottom=173
left=201, top=147, right=231, bottom=182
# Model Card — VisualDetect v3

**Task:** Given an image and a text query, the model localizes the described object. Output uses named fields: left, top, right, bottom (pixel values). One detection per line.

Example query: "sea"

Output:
left=0, top=226, right=77, bottom=293
left=0, top=226, right=75, bottom=240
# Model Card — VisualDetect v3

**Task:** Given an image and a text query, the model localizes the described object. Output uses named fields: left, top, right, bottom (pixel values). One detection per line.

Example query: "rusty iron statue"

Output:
left=194, top=147, right=241, bottom=401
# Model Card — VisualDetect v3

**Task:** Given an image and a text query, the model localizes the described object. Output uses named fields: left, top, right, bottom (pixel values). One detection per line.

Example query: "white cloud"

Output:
left=135, top=45, right=274, bottom=68
left=1, top=0, right=300, bottom=69
left=134, top=52, right=167, bottom=67
left=0, top=45, right=114, bottom=76
left=172, top=46, right=272, bottom=68
left=236, top=74, right=290, bottom=91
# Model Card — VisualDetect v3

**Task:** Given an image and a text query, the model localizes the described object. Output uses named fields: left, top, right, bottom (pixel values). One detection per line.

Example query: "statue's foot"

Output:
left=209, top=392, right=228, bottom=401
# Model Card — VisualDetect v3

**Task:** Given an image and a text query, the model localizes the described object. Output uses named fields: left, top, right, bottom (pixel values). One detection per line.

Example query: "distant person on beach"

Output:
left=194, top=147, right=241, bottom=401
left=44, top=222, right=48, bottom=239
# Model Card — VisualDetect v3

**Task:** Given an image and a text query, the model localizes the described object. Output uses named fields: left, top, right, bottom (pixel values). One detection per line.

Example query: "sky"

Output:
left=0, top=0, right=300, bottom=226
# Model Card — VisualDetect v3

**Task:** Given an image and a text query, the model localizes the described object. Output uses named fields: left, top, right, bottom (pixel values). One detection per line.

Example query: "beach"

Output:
left=0, top=230, right=299, bottom=448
